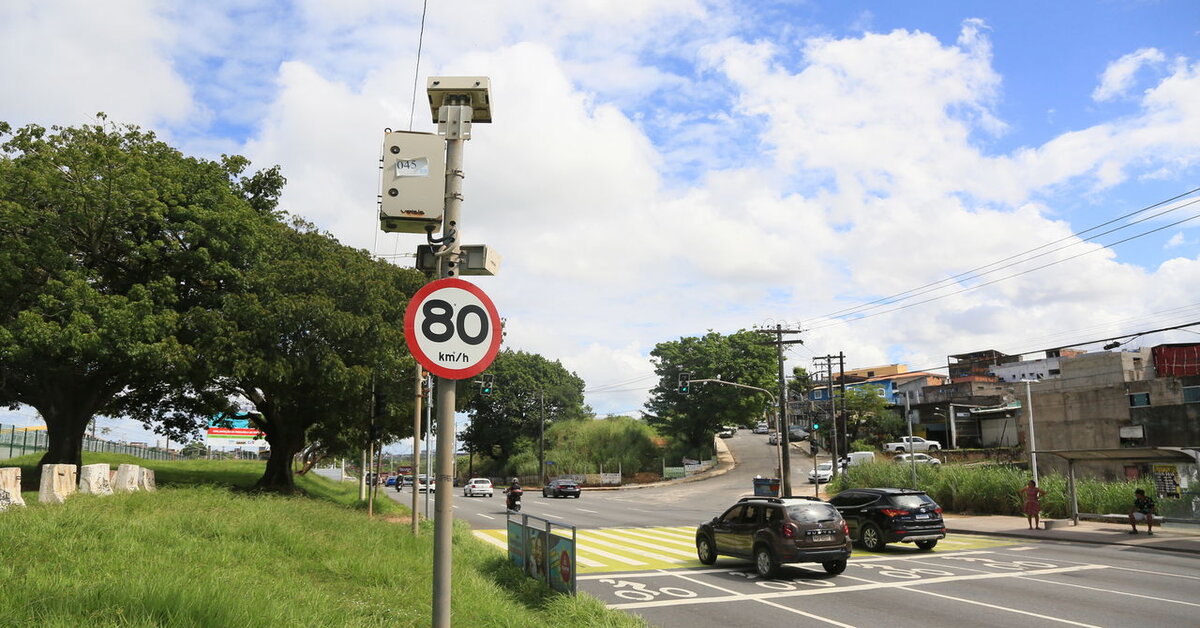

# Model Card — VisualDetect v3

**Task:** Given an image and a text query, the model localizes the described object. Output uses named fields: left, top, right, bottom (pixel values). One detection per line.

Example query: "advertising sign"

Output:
left=206, top=413, right=267, bottom=447
left=507, top=514, right=576, bottom=595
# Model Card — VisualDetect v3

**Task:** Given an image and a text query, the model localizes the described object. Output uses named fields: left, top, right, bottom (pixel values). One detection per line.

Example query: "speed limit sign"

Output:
left=404, top=277, right=502, bottom=380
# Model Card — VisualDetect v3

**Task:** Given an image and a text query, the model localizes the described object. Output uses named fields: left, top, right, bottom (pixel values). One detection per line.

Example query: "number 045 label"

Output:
left=404, top=278, right=502, bottom=380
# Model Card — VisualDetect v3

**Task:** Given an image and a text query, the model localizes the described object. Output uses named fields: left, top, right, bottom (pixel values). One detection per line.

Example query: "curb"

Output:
left=946, top=526, right=1200, bottom=556
left=581, top=436, right=739, bottom=492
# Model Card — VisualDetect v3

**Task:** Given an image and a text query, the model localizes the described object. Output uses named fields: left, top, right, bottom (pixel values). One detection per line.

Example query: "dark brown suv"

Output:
left=695, top=496, right=852, bottom=577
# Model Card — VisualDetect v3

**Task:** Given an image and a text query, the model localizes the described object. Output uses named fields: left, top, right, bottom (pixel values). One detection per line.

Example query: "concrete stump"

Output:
left=138, top=467, right=157, bottom=492
left=39, top=464, right=77, bottom=504
left=112, top=464, right=141, bottom=493
left=0, top=467, right=26, bottom=511
left=78, top=463, right=113, bottom=496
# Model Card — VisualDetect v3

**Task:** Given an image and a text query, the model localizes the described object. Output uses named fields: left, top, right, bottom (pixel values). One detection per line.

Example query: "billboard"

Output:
left=206, top=413, right=267, bottom=446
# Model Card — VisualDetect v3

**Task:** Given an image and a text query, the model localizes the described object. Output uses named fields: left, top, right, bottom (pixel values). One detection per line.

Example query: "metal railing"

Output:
left=0, top=424, right=181, bottom=462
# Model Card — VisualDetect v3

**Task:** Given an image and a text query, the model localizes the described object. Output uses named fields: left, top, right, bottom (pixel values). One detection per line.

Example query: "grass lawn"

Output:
left=0, top=454, right=644, bottom=627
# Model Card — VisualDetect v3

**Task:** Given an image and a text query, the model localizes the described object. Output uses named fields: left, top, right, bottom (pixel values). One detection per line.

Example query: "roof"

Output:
left=841, top=487, right=928, bottom=495
left=1034, top=447, right=1200, bottom=463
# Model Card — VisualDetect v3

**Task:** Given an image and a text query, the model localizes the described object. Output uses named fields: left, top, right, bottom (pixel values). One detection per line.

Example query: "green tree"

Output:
left=459, top=349, right=589, bottom=472
left=543, top=415, right=661, bottom=475
left=0, top=118, right=273, bottom=468
left=180, top=440, right=209, bottom=459
left=216, top=219, right=425, bottom=489
left=644, top=330, right=775, bottom=454
left=839, top=384, right=900, bottom=446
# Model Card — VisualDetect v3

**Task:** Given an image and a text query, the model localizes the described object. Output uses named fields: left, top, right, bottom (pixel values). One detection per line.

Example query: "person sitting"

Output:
left=1128, top=488, right=1157, bottom=535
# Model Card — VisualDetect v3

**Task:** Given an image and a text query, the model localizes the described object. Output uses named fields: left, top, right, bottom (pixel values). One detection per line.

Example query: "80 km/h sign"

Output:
left=404, top=277, right=502, bottom=380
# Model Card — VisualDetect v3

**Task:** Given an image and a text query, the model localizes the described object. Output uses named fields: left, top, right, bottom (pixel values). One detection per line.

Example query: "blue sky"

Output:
left=2, top=1, right=1199, bottom=446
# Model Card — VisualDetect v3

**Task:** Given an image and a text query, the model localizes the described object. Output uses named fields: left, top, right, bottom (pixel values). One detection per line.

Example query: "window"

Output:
left=1128, top=392, right=1151, bottom=407
left=1184, top=386, right=1200, bottom=404
left=1048, top=369, right=1060, bottom=376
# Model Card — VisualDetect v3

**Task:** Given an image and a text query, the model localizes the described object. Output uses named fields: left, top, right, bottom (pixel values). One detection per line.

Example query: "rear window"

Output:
left=785, top=503, right=840, bottom=523
left=889, top=494, right=938, bottom=509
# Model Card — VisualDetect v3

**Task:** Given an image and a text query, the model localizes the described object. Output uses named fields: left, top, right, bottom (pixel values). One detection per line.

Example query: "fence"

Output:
left=0, top=424, right=181, bottom=462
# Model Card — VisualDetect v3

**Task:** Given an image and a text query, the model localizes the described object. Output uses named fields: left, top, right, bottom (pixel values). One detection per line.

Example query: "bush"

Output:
left=848, top=439, right=873, bottom=453
left=830, top=463, right=1155, bottom=517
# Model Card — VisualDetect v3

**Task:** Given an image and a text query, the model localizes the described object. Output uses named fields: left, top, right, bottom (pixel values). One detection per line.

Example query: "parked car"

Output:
left=718, top=426, right=736, bottom=438
left=754, top=421, right=770, bottom=434
left=767, top=432, right=779, bottom=445
left=895, top=453, right=941, bottom=466
left=543, top=478, right=581, bottom=498
left=787, top=425, right=809, bottom=441
left=462, top=478, right=494, bottom=497
left=695, top=496, right=851, bottom=578
left=882, top=436, right=941, bottom=453
left=828, top=488, right=946, bottom=551
left=808, top=461, right=834, bottom=483
left=843, top=451, right=876, bottom=467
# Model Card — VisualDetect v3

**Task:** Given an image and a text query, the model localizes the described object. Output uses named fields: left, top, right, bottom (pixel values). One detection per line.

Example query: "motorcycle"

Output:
left=505, top=487, right=523, bottom=512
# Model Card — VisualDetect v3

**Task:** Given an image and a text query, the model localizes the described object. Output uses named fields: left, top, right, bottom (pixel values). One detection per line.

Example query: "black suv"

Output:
left=695, top=496, right=851, bottom=578
left=542, top=479, right=581, bottom=498
left=828, top=488, right=945, bottom=551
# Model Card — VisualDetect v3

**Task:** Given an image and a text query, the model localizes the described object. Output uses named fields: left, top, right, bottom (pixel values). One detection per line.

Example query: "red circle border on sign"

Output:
left=404, top=277, right=502, bottom=380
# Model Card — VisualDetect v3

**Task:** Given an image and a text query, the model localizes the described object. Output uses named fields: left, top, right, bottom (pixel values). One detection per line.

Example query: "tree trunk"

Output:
left=34, top=399, right=96, bottom=470
left=256, top=420, right=305, bottom=491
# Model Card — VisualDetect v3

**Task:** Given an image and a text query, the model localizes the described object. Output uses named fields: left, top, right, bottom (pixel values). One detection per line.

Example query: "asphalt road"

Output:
left=384, top=431, right=1200, bottom=626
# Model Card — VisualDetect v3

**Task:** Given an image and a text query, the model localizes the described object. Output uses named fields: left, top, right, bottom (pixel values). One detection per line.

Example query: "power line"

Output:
left=806, top=206, right=1200, bottom=330
left=812, top=187, right=1200, bottom=325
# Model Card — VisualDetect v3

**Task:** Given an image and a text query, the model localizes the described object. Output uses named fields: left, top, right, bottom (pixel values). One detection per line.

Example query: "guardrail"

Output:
left=0, top=424, right=181, bottom=462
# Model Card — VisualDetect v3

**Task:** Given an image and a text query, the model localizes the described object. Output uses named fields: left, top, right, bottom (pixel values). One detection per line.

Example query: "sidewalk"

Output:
left=944, top=513, right=1200, bottom=556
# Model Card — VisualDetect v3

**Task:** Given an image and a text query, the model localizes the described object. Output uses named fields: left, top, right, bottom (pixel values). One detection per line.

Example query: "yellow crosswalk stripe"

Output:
left=473, top=526, right=1020, bottom=574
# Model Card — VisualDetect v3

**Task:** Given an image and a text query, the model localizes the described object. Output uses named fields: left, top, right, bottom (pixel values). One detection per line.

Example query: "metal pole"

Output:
left=432, top=108, right=468, bottom=628
left=425, top=384, right=432, bottom=518
left=773, top=325, right=792, bottom=497
left=1068, top=460, right=1079, bottom=526
left=539, top=390, right=545, bottom=485
left=904, top=392, right=917, bottom=488
left=1025, top=380, right=1039, bottom=484
left=412, top=365, right=423, bottom=534
left=360, top=449, right=368, bottom=500
left=948, top=403, right=958, bottom=450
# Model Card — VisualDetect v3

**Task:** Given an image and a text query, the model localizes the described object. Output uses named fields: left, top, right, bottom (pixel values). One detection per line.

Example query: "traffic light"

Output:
left=811, top=420, right=820, bottom=431
left=480, top=374, right=494, bottom=394
left=678, top=372, right=691, bottom=394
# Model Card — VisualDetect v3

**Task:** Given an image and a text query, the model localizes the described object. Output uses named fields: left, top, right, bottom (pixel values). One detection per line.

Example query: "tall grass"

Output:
left=0, top=456, right=644, bottom=627
left=830, top=462, right=1154, bottom=518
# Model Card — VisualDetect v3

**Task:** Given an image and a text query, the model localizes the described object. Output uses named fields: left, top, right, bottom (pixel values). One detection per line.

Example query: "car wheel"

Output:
left=754, top=545, right=778, bottom=578
left=542, top=490, right=549, bottom=498
left=916, top=540, right=938, bottom=551
left=929, top=445, right=939, bottom=451
left=573, top=494, right=580, bottom=498
left=861, top=523, right=886, bottom=552
left=895, top=447, right=906, bottom=453
left=822, top=559, right=847, bottom=575
left=696, top=536, right=717, bottom=565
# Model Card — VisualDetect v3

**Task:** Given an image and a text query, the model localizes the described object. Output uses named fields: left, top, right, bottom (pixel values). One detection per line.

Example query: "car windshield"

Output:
left=890, top=494, right=937, bottom=509
left=816, top=463, right=832, bottom=471
left=786, top=503, right=840, bottom=523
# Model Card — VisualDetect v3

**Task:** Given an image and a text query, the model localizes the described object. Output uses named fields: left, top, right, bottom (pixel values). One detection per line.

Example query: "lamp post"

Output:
left=900, top=392, right=917, bottom=488
left=687, top=377, right=788, bottom=496
left=1022, top=380, right=1039, bottom=484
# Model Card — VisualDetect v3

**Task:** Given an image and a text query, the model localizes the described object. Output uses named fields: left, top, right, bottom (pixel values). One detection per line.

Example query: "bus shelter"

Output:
left=1035, top=447, right=1200, bottom=525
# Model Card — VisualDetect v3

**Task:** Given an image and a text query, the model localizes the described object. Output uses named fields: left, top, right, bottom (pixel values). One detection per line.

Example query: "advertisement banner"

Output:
left=546, top=532, right=576, bottom=594
left=1152, top=464, right=1182, bottom=498
left=206, top=413, right=267, bottom=446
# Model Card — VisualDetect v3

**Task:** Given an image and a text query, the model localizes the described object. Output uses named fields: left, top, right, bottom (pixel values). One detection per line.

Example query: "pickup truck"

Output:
left=883, top=436, right=941, bottom=453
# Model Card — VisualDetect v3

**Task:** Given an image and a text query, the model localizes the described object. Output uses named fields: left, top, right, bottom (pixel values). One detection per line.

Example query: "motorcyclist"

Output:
left=505, top=477, right=523, bottom=511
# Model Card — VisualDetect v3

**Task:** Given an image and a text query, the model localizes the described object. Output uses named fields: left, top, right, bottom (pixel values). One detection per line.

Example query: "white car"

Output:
left=895, top=453, right=942, bottom=465
left=417, top=475, right=436, bottom=492
left=808, top=461, right=834, bottom=483
left=754, top=422, right=770, bottom=434
left=463, top=478, right=493, bottom=497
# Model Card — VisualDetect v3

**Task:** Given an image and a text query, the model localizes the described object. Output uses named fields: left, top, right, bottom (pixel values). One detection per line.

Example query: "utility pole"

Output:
left=813, top=354, right=840, bottom=480
left=538, top=390, right=546, bottom=485
left=835, top=351, right=846, bottom=481
left=754, top=324, right=804, bottom=497
left=411, top=364, right=423, bottom=534
left=902, top=391, right=917, bottom=488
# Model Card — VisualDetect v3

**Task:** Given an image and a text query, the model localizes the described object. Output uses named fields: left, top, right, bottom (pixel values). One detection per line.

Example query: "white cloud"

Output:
left=1093, top=48, right=1166, bottom=102
left=0, top=0, right=194, bottom=128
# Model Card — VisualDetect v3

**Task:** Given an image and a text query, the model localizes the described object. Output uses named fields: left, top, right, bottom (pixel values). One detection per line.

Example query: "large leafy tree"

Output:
left=0, top=118, right=275, bottom=468
left=838, top=384, right=900, bottom=446
left=645, top=330, right=776, bottom=451
left=216, top=219, right=425, bottom=489
left=460, top=349, right=588, bottom=469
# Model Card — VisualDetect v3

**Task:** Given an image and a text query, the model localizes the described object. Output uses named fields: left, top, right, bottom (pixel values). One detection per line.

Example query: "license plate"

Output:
left=915, top=514, right=931, bottom=520
left=810, top=534, right=834, bottom=543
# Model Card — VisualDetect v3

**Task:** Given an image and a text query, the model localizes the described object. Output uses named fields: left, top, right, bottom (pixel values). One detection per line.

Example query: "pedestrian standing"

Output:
left=1017, top=480, right=1046, bottom=530
left=1128, top=488, right=1157, bottom=535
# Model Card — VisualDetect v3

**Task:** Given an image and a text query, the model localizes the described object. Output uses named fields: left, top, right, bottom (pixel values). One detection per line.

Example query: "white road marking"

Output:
left=1020, top=576, right=1200, bottom=607
left=476, top=513, right=495, bottom=519
left=1110, top=565, right=1200, bottom=581
left=619, top=528, right=697, bottom=549
left=577, top=545, right=649, bottom=566
left=1008, top=546, right=1038, bottom=551
left=472, top=532, right=508, bottom=551
left=754, top=599, right=858, bottom=628
left=906, top=587, right=1102, bottom=627
left=606, top=564, right=1108, bottom=610
left=586, top=530, right=697, bottom=558
left=575, top=508, right=599, bottom=513
left=578, top=533, right=686, bottom=564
